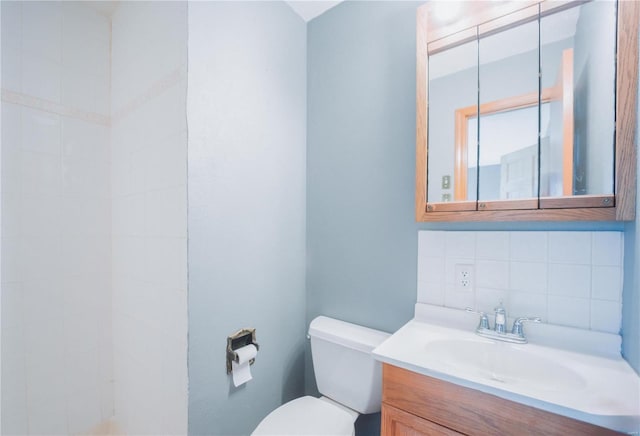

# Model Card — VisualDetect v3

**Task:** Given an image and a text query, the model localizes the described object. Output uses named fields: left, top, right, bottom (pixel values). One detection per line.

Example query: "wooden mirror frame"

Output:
left=416, top=0, right=638, bottom=222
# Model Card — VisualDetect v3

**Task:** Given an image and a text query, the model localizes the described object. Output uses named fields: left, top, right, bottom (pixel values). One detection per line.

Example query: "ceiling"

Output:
left=285, top=1, right=344, bottom=22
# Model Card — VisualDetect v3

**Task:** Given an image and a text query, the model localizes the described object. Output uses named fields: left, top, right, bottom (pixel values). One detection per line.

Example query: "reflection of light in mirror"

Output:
left=467, top=104, right=550, bottom=167
left=432, top=1, right=462, bottom=24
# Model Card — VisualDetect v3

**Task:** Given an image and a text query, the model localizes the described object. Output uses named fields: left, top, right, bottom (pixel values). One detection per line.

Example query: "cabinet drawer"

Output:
left=382, top=364, right=622, bottom=436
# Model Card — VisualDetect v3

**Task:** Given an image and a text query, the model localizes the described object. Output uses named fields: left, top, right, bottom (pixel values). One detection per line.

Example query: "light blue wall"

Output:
left=306, top=5, right=423, bottom=431
left=621, top=35, right=640, bottom=374
left=306, top=7, right=633, bottom=436
left=187, top=2, right=307, bottom=434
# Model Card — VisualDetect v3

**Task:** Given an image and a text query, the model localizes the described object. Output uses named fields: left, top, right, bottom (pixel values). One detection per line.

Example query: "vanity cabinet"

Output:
left=381, top=364, right=622, bottom=436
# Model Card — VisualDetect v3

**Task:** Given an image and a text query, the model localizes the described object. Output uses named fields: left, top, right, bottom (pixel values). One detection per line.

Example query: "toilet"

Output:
left=252, top=316, right=390, bottom=436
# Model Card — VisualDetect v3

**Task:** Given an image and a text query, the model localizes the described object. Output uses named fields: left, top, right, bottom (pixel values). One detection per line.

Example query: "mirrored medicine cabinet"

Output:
left=416, top=0, right=639, bottom=222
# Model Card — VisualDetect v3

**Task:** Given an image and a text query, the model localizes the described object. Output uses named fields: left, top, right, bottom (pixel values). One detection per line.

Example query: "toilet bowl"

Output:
left=252, top=316, right=390, bottom=436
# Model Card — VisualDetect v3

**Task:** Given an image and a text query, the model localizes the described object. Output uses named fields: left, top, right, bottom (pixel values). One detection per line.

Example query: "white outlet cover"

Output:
left=455, top=264, right=474, bottom=290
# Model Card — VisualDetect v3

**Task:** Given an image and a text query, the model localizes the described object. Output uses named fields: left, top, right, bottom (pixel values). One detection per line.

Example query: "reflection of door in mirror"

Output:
left=464, top=106, right=553, bottom=201
left=500, top=137, right=550, bottom=199
left=455, top=72, right=571, bottom=202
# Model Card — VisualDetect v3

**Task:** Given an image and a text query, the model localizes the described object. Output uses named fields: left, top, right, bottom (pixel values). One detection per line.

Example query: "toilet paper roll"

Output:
left=232, top=344, right=258, bottom=387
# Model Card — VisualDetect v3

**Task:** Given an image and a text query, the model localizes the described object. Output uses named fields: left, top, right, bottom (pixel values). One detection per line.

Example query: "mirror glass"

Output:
left=425, top=2, right=618, bottom=207
left=540, top=2, right=616, bottom=198
left=477, top=19, right=539, bottom=201
left=428, top=39, right=478, bottom=203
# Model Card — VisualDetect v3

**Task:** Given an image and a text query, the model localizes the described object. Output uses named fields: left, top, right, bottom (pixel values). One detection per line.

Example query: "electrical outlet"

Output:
left=455, top=264, right=474, bottom=291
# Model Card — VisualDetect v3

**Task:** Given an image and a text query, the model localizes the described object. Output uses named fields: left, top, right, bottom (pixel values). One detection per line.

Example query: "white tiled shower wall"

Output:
left=110, top=2, right=188, bottom=434
left=1, top=2, right=112, bottom=434
left=1, top=1, right=189, bottom=434
left=418, top=231, right=623, bottom=333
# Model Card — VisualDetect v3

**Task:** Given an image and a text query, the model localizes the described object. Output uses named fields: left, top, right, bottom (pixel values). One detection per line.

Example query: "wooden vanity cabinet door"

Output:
left=381, top=364, right=623, bottom=436
left=382, top=404, right=462, bottom=436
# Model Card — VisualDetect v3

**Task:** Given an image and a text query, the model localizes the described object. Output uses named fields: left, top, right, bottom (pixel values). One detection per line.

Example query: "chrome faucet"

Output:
left=466, top=305, right=541, bottom=344
left=511, top=316, right=542, bottom=338
left=494, top=303, right=507, bottom=334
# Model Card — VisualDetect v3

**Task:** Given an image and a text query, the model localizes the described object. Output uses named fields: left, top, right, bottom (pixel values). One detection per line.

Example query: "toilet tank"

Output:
left=308, top=316, right=391, bottom=414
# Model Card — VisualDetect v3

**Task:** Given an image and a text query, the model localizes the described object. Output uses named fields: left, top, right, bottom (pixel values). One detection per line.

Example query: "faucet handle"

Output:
left=465, top=307, right=490, bottom=330
left=511, top=317, right=541, bottom=337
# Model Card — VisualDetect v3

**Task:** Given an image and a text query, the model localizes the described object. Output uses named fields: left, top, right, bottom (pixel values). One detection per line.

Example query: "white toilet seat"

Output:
left=251, top=396, right=356, bottom=436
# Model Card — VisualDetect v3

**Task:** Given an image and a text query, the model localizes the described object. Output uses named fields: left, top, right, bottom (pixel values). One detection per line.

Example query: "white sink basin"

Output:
left=373, top=317, right=640, bottom=433
left=424, top=339, right=586, bottom=391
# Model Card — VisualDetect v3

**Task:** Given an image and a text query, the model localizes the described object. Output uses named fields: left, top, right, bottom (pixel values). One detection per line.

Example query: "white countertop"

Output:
left=373, top=307, right=640, bottom=434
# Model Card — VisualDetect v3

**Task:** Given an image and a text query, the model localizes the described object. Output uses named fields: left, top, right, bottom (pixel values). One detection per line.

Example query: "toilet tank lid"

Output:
left=308, top=316, right=390, bottom=353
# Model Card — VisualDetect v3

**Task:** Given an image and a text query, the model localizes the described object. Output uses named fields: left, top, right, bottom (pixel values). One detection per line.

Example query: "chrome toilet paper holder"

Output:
left=226, top=328, right=259, bottom=374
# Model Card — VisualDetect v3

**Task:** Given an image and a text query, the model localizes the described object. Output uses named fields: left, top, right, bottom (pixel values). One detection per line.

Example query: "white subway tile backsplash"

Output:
left=418, top=230, right=623, bottom=334
left=444, top=284, right=474, bottom=310
left=548, top=264, right=591, bottom=299
left=417, top=255, right=445, bottom=285
left=475, top=287, right=508, bottom=314
left=418, top=230, right=445, bottom=258
left=547, top=296, right=590, bottom=329
left=476, top=231, right=509, bottom=260
left=590, top=300, right=622, bottom=333
left=591, top=266, right=622, bottom=302
left=475, top=260, right=509, bottom=289
left=509, top=261, right=547, bottom=293
left=510, top=232, right=547, bottom=262
left=592, top=232, right=623, bottom=266
left=445, top=232, right=476, bottom=259
left=548, top=231, right=591, bottom=264
left=418, top=281, right=446, bottom=307
left=509, top=291, right=548, bottom=321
